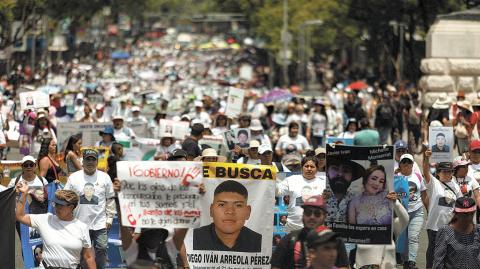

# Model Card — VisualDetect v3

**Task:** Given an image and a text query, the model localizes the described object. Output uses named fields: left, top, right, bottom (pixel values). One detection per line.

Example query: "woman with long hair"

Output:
left=64, top=134, right=83, bottom=175
left=434, top=197, right=480, bottom=268
left=30, top=112, right=57, bottom=157
left=37, top=138, right=63, bottom=183
left=15, top=185, right=96, bottom=269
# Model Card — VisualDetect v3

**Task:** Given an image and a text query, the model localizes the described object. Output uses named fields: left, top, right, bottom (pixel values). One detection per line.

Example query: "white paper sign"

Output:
left=159, top=119, right=190, bottom=140
left=225, top=87, right=245, bottom=118
left=117, top=161, right=203, bottom=228
left=57, top=122, right=111, bottom=149
left=19, top=91, right=50, bottom=111
left=429, top=126, right=454, bottom=163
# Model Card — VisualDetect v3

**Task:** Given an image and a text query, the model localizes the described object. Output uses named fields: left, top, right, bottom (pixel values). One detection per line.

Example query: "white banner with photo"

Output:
left=225, top=87, right=245, bottom=118
left=117, top=161, right=203, bottom=228
left=429, top=126, right=454, bottom=163
left=184, top=162, right=276, bottom=269
left=159, top=119, right=190, bottom=140
left=19, top=91, right=50, bottom=111
left=57, top=122, right=111, bottom=149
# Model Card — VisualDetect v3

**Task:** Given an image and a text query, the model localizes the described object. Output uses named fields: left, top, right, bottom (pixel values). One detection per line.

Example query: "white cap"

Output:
left=194, top=101, right=203, bottom=107
left=76, top=93, right=84, bottom=100
left=315, top=147, right=326, bottom=156
left=249, top=140, right=260, bottom=148
left=131, top=106, right=140, bottom=112
left=258, top=143, right=273, bottom=154
left=399, top=153, right=414, bottom=163
left=21, top=155, right=36, bottom=164
left=112, top=115, right=123, bottom=121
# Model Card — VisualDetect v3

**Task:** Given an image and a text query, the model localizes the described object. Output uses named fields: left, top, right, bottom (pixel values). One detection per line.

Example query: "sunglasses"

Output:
left=304, top=207, right=324, bottom=217
left=22, top=162, right=35, bottom=168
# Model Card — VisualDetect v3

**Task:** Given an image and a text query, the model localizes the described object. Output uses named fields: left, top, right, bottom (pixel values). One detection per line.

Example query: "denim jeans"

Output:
left=82, top=228, right=108, bottom=269
left=407, top=208, right=424, bottom=262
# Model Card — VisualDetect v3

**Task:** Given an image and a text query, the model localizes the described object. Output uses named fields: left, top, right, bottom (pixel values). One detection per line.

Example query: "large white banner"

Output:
left=117, top=161, right=203, bottom=228
left=185, top=162, right=276, bottom=269
left=159, top=119, right=190, bottom=140
left=57, top=122, right=111, bottom=149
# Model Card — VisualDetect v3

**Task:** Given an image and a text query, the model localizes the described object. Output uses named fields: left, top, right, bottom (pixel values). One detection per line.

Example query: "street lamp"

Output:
left=298, top=20, right=323, bottom=92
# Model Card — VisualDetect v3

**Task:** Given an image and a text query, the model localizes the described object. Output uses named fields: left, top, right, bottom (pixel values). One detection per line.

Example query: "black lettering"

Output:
left=216, top=167, right=226, bottom=177
left=263, top=169, right=273, bottom=179
left=251, top=168, right=261, bottom=179
left=239, top=167, right=250, bottom=179
left=227, top=167, right=238, bottom=178
left=203, top=166, right=210, bottom=178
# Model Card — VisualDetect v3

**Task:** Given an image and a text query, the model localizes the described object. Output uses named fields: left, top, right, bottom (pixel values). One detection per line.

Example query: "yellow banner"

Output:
left=202, top=162, right=276, bottom=180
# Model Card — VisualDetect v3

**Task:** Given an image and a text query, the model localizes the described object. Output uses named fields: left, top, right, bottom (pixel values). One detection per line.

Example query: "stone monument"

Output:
left=419, top=8, right=480, bottom=105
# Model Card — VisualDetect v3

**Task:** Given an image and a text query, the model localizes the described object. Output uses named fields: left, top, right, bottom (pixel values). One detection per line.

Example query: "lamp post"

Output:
left=298, top=20, right=323, bottom=91
left=389, top=21, right=407, bottom=82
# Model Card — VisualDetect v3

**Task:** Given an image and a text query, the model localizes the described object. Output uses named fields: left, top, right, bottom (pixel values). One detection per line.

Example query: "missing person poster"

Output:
left=325, top=144, right=394, bottom=244
left=57, top=122, right=111, bottom=149
left=159, top=119, right=190, bottom=140
left=429, top=126, right=453, bottom=163
left=184, top=162, right=276, bottom=269
left=117, top=161, right=203, bottom=228
left=19, top=91, right=50, bottom=111
left=225, top=87, right=245, bottom=118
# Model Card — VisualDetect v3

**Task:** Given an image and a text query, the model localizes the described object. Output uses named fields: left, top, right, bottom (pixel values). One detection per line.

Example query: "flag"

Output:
left=0, top=187, right=17, bottom=269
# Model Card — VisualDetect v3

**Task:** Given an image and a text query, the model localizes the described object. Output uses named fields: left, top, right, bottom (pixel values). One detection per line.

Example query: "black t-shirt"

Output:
left=182, top=137, right=201, bottom=159
left=193, top=223, right=262, bottom=252
left=271, top=228, right=349, bottom=269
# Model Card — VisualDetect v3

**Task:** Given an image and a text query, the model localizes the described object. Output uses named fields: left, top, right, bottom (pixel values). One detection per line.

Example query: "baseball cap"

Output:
left=301, top=195, right=326, bottom=209
left=399, top=154, right=414, bottom=163
left=131, top=106, right=140, bottom=112
left=437, top=162, right=453, bottom=171
left=83, top=149, right=98, bottom=159
left=306, top=226, right=338, bottom=249
left=394, top=140, right=408, bottom=150
left=470, top=140, right=480, bottom=151
left=258, top=144, right=272, bottom=155
left=282, top=154, right=302, bottom=166
left=315, top=147, right=326, bottom=156
left=167, top=149, right=188, bottom=160
left=454, top=197, right=476, bottom=213
left=194, top=101, right=203, bottom=107
left=453, top=156, right=470, bottom=168
left=249, top=140, right=260, bottom=148
left=112, top=115, right=124, bottom=121
left=21, top=155, right=36, bottom=164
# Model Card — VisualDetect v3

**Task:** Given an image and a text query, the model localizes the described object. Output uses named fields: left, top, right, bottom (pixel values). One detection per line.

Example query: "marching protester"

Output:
left=64, top=134, right=83, bottom=175
left=154, top=133, right=178, bottom=161
left=236, top=140, right=261, bottom=164
left=182, top=123, right=204, bottom=160
left=37, top=138, right=63, bottom=183
left=64, top=149, right=116, bottom=269
left=15, top=184, right=96, bottom=269
left=271, top=195, right=349, bottom=269
left=275, top=122, right=310, bottom=159
left=95, top=126, right=116, bottom=147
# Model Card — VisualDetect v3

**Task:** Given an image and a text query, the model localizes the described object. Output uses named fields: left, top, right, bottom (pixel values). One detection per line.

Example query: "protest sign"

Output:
left=0, top=160, right=23, bottom=186
left=57, top=122, right=111, bottom=149
left=429, top=126, right=453, bottom=163
left=325, top=144, right=394, bottom=244
left=19, top=91, right=50, bottom=111
left=326, top=136, right=354, bottom=145
left=394, top=175, right=409, bottom=256
left=184, top=162, right=276, bottom=269
left=223, top=129, right=236, bottom=150
left=117, top=161, right=203, bottom=228
left=126, top=122, right=148, bottom=137
left=235, top=128, right=251, bottom=148
left=225, top=87, right=245, bottom=118
left=199, top=135, right=225, bottom=155
left=159, top=119, right=189, bottom=140
left=123, top=137, right=159, bottom=161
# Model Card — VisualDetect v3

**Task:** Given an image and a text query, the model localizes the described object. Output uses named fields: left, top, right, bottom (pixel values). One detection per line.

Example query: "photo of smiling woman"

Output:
left=347, top=165, right=392, bottom=225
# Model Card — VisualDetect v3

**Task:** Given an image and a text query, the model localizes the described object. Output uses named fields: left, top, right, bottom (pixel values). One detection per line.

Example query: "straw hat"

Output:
left=194, top=148, right=226, bottom=162
left=457, top=100, right=473, bottom=113
left=432, top=94, right=451, bottom=109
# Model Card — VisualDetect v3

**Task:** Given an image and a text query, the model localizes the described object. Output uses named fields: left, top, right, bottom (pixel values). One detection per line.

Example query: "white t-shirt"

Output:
left=308, top=113, right=327, bottom=137
left=124, top=228, right=178, bottom=267
left=30, top=213, right=91, bottom=268
left=454, top=175, right=480, bottom=198
left=7, top=175, right=48, bottom=189
left=468, top=163, right=480, bottom=183
left=403, top=172, right=427, bottom=213
left=275, top=134, right=310, bottom=154
left=276, top=174, right=326, bottom=230
left=65, top=170, right=114, bottom=230
left=236, top=157, right=261, bottom=165
left=425, top=175, right=462, bottom=231
left=0, top=184, right=6, bottom=192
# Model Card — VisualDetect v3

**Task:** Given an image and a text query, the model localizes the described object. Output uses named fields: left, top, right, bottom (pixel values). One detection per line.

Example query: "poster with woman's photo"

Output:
left=429, top=126, right=453, bottom=163
left=325, top=144, right=394, bottom=244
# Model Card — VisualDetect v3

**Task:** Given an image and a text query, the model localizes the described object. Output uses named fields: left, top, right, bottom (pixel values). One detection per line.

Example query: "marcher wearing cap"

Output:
left=452, top=156, right=480, bottom=206
left=258, top=143, right=290, bottom=173
left=128, top=106, right=148, bottom=124
left=236, top=140, right=261, bottom=165
left=65, top=148, right=116, bottom=269
left=395, top=153, right=427, bottom=269
left=271, top=196, right=349, bottom=269
left=15, top=185, right=96, bottom=269
left=112, top=114, right=136, bottom=142
left=96, top=126, right=116, bottom=147
left=194, top=148, right=227, bottom=162
left=167, top=149, right=188, bottom=161
left=313, top=147, right=326, bottom=178
left=393, top=140, right=422, bottom=175
left=423, top=148, right=463, bottom=269
left=154, top=132, right=179, bottom=161
left=190, top=100, right=211, bottom=126
left=277, top=156, right=327, bottom=232
left=433, top=197, right=480, bottom=268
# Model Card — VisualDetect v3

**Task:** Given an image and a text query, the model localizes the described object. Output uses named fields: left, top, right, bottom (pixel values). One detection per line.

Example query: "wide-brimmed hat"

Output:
left=432, top=94, right=451, bottom=109
left=457, top=100, right=473, bottom=113
left=194, top=148, right=227, bottom=162
left=327, top=158, right=365, bottom=181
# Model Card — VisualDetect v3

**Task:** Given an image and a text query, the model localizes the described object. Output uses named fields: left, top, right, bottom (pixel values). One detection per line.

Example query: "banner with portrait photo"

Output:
left=126, top=122, right=148, bottom=138
left=159, top=119, right=190, bottom=140
left=325, top=144, right=394, bottom=244
left=19, top=91, right=50, bottom=111
left=199, top=135, right=225, bottom=156
left=117, top=161, right=203, bottom=228
left=57, top=122, right=111, bottom=149
left=234, top=128, right=251, bottom=148
left=184, top=162, right=276, bottom=269
left=429, top=126, right=453, bottom=163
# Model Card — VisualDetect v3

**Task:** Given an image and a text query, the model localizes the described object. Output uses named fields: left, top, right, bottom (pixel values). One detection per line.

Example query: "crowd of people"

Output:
left=2, top=31, right=480, bottom=269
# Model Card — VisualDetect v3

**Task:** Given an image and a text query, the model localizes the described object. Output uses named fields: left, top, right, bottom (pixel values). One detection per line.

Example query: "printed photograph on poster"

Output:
left=199, top=135, right=224, bottom=155
left=19, top=91, right=50, bottom=111
left=235, top=128, right=251, bottom=148
left=325, top=136, right=354, bottom=145
left=32, top=244, right=43, bottom=267
left=184, top=162, right=276, bottom=269
left=428, top=126, right=453, bottom=163
left=325, top=144, right=394, bottom=244
left=223, top=129, right=237, bottom=150
left=225, top=87, right=245, bottom=118
left=159, top=119, right=189, bottom=140
left=29, top=227, right=41, bottom=240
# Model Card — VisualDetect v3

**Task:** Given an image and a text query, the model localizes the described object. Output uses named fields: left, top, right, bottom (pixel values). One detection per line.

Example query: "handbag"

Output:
left=455, top=123, right=468, bottom=139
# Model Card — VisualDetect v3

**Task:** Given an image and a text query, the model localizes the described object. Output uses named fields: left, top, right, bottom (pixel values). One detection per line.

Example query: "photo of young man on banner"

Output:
left=184, top=162, right=276, bottom=269
left=325, top=144, right=394, bottom=244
